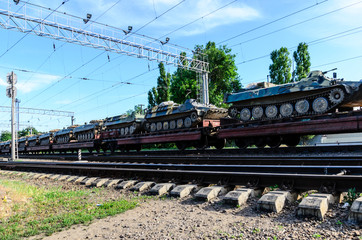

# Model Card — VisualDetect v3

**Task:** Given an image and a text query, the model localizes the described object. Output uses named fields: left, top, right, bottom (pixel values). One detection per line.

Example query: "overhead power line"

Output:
left=218, top=0, right=328, bottom=44
left=236, top=25, right=362, bottom=65
left=230, top=0, right=362, bottom=48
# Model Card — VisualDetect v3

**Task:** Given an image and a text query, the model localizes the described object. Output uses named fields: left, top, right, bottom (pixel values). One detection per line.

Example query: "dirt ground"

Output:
left=1, top=173, right=360, bottom=240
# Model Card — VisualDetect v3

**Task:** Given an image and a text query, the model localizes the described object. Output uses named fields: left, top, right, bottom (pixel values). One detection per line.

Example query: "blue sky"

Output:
left=0, top=0, right=361, bottom=133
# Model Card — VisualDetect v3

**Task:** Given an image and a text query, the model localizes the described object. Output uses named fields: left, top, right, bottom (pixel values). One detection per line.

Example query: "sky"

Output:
left=0, top=0, right=362, bottom=133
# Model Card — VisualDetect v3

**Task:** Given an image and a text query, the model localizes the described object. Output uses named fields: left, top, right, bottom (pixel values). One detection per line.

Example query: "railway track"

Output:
left=1, top=159, right=361, bottom=192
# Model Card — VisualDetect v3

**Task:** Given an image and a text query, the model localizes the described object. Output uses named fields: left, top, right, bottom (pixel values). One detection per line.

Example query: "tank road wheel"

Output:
left=145, top=123, right=150, bottom=131
left=163, top=121, right=169, bottom=130
left=295, top=99, right=309, bottom=114
left=280, top=103, right=293, bottom=117
left=252, top=106, right=263, bottom=119
left=329, top=88, right=345, bottom=104
left=267, top=136, right=282, bottom=148
left=177, top=119, right=183, bottom=128
left=265, top=105, right=278, bottom=119
left=170, top=120, right=176, bottom=130
left=228, top=107, right=238, bottom=118
left=120, top=128, right=125, bottom=136
left=312, top=97, right=328, bottom=113
left=129, top=125, right=135, bottom=134
left=124, top=127, right=129, bottom=135
left=235, top=139, right=248, bottom=149
left=184, top=117, right=192, bottom=128
left=240, top=108, right=251, bottom=121
left=157, top=122, right=163, bottom=131
left=190, top=112, right=198, bottom=122
left=150, top=123, right=157, bottom=132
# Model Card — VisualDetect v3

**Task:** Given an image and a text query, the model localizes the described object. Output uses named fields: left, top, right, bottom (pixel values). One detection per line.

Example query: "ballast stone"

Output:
left=349, top=196, right=362, bottom=223
left=257, top=191, right=296, bottom=213
left=116, top=180, right=138, bottom=189
left=297, top=193, right=335, bottom=220
left=170, top=184, right=199, bottom=198
left=195, top=186, right=227, bottom=201
left=150, top=183, right=176, bottom=196
left=131, top=181, right=155, bottom=192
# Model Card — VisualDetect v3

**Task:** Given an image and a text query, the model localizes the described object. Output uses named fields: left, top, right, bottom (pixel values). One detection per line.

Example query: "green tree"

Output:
left=269, top=47, right=292, bottom=84
left=170, top=52, right=197, bottom=104
left=293, top=42, right=311, bottom=81
left=18, top=127, right=39, bottom=137
left=148, top=62, right=171, bottom=108
left=0, top=131, right=11, bottom=141
left=170, top=42, right=241, bottom=106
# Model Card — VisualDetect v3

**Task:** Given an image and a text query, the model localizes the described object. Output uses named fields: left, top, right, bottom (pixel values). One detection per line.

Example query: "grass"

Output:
left=0, top=179, right=140, bottom=239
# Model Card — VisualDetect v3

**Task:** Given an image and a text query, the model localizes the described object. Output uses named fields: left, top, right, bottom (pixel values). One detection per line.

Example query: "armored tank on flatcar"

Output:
left=104, top=112, right=144, bottom=138
left=144, top=99, right=228, bottom=132
left=225, top=70, right=362, bottom=121
left=53, top=128, right=74, bottom=144
left=38, top=133, right=53, bottom=146
left=73, top=120, right=104, bottom=142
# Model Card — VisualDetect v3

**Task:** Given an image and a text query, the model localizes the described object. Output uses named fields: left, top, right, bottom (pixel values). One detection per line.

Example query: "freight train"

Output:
left=1, top=70, right=361, bottom=154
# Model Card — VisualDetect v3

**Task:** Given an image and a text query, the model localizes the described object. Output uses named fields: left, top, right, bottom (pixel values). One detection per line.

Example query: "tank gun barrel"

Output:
left=322, top=68, right=337, bottom=75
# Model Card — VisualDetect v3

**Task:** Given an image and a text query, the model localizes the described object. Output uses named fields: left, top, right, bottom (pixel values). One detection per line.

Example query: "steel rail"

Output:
left=0, top=161, right=361, bottom=192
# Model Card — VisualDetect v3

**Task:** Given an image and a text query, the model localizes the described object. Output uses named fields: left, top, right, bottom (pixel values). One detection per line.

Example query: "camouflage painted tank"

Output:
left=145, top=99, right=228, bottom=132
left=54, top=128, right=75, bottom=144
left=27, top=135, right=39, bottom=147
left=73, top=120, right=104, bottom=142
left=225, top=70, right=362, bottom=121
left=104, top=112, right=144, bottom=137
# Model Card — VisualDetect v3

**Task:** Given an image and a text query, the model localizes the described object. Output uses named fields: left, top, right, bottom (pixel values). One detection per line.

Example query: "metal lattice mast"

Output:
left=0, top=1, right=209, bottom=74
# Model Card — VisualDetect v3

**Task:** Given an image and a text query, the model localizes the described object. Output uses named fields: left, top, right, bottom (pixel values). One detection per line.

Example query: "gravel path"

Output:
left=42, top=194, right=360, bottom=240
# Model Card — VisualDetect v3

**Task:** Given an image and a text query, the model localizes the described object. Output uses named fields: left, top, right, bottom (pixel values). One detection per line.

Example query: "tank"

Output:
left=224, top=70, right=362, bottom=121
left=53, top=128, right=74, bottom=144
left=38, top=133, right=53, bottom=146
left=73, top=120, right=104, bottom=142
left=18, top=137, right=27, bottom=148
left=144, top=99, right=228, bottom=132
left=104, top=112, right=145, bottom=137
left=27, top=135, right=39, bottom=147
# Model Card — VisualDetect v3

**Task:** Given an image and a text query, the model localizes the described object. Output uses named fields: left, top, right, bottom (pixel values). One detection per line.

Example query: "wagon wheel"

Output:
left=235, top=139, right=248, bottom=149
left=214, top=139, right=225, bottom=150
left=88, top=148, right=93, bottom=154
left=254, top=138, right=266, bottom=148
left=194, top=136, right=208, bottom=150
left=176, top=142, right=187, bottom=151
left=283, top=135, right=300, bottom=147
left=267, top=136, right=282, bottom=148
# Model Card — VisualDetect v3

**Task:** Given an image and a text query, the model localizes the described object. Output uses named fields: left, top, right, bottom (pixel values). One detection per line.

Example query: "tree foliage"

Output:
left=147, top=62, right=171, bottom=108
left=168, top=42, right=241, bottom=106
left=0, top=131, right=11, bottom=141
left=269, top=47, right=292, bottom=84
left=293, top=42, right=311, bottom=81
left=18, top=127, right=39, bottom=137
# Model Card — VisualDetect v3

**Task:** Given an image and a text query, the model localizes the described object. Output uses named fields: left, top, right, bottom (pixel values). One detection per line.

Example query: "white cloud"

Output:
left=0, top=77, right=7, bottom=87
left=17, top=73, right=61, bottom=93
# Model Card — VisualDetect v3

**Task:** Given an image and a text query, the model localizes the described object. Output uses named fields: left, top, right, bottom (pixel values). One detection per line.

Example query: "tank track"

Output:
left=230, top=87, right=345, bottom=122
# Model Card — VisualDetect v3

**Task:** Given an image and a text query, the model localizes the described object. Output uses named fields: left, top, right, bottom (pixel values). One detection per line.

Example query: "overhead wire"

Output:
left=230, top=0, right=362, bottom=48
left=0, top=0, right=69, bottom=59
left=236, top=25, right=362, bottom=65
left=217, top=0, right=328, bottom=44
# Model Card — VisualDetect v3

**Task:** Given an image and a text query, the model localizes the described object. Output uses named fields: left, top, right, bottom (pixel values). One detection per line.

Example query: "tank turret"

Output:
left=145, top=99, right=228, bottom=132
left=225, top=70, right=362, bottom=121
